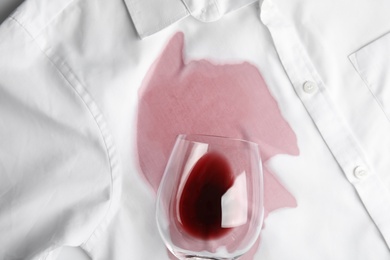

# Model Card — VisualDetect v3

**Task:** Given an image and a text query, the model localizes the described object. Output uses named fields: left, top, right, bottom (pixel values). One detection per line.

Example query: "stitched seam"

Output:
left=9, top=16, right=118, bottom=252
left=348, top=53, right=390, bottom=123
left=9, top=16, right=34, bottom=38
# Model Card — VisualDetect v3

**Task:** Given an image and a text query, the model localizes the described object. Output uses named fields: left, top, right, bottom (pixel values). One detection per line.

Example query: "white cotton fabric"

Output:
left=0, top=8, right=121, bottom=260
left=1, top=0, right=390, bottom=259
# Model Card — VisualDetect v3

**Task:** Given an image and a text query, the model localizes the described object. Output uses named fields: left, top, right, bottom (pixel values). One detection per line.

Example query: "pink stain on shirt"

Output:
left=136, top=32, right=299, bottom=259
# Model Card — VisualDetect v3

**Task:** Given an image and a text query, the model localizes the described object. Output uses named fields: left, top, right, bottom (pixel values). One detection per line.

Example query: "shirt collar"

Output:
left=124, top=0, right=258, bottom=39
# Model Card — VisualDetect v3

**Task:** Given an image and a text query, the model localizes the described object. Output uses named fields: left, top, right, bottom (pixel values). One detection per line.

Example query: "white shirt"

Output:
left=1, top=0, right=390, bottom=259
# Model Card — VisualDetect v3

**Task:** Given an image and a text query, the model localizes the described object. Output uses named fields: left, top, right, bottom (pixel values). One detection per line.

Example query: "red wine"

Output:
left=179, top=152, right=234, bottom=240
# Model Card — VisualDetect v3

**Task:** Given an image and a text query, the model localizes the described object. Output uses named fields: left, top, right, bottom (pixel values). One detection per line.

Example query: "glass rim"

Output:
left=177, top=133, right=260, bottom=147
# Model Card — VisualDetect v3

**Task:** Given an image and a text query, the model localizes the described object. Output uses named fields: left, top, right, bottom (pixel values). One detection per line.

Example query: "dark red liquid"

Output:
left=179, top=152, right=234, bottom=240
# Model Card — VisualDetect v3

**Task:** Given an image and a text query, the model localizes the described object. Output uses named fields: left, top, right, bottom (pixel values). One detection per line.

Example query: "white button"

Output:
left=354, top=166, right=369, bottom=180
left=303, top=81, right=317, bottom=94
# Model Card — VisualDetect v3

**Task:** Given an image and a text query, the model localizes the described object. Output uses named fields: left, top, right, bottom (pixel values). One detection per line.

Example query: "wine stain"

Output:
left=136, top=32, right=299, bottom=259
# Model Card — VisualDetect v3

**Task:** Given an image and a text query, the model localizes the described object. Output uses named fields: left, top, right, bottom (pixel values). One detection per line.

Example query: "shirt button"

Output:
left=354, top=166, right=369, bottom=180
left=303, top=81, right=317, bottom=94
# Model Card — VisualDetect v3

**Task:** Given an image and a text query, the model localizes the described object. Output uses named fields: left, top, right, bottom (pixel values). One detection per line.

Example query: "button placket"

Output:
left=261, top=0, right=390, bottom=248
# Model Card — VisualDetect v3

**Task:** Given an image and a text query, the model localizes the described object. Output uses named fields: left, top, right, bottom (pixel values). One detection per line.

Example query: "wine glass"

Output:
left=156, top=134, right=264, bottom=260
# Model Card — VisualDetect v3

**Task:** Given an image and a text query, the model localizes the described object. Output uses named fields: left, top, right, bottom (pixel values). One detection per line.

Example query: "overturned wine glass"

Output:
left=156, top=134, right=264, bottom=259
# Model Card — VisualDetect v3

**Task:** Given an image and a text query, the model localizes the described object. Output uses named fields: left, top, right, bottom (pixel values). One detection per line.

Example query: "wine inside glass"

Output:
left=156, top=134, right=264, bottom=260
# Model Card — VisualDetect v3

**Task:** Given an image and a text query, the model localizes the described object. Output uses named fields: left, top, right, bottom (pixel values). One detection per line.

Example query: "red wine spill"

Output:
left=137, top=32, right=299, bottom=258
left=179, top=152, right=234, bottom=240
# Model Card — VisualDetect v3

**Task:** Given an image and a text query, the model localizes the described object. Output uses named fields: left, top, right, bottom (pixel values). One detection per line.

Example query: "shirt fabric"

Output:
left=1, top=0, right=390, bottom=259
